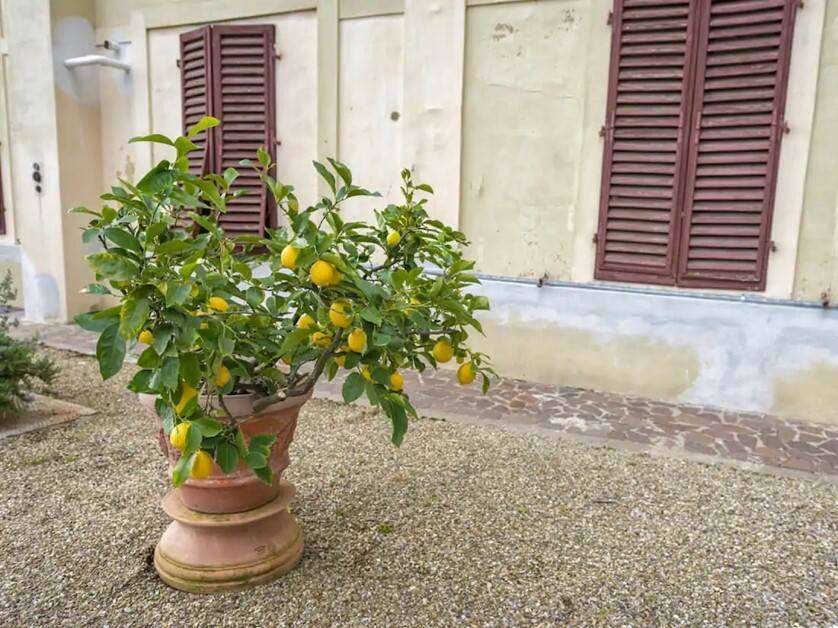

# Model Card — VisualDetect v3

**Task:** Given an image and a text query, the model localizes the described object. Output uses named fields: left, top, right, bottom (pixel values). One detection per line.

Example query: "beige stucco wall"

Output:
left=793, top=0, right=838, bottom=304
left=51, top=0, right=108, bottom=317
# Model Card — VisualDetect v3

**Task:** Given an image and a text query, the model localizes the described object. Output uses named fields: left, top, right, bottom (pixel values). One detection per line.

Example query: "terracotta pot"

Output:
left=139, top=391, right=310, bottom=514
left=138, top=391, right=310, bottom=593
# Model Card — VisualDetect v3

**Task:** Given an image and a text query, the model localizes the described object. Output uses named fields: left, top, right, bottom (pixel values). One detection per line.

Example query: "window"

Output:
left=595, top=0, right=799, bottom=291
left=180, top=24, right=276, bottom=236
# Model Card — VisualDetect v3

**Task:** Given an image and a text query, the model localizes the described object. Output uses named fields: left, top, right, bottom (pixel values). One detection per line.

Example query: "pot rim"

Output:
left=138, top=388, right=312, bottom=420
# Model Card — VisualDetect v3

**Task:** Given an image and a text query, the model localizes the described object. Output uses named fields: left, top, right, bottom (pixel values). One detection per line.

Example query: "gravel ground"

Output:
left=0, top=349, right=835, bottom=626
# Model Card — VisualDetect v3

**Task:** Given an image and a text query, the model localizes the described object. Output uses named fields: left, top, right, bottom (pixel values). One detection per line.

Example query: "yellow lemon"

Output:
left=138, top=329, right=154, bottom=345
left=311, top=331, right=332, bottom=348
left=280, top=245, right=300, bottom=270
left=190, top=450, right=214, bottom=479
left=386, top=230, right=402, bottom=247
left=335, top=354, right=346, bottom=367
left=310, top=260, right=336, bottom=287
left=208, top=296, right=229, bottom=313
left=389, top=371, right=404, bottom=392
left=347, top=328, right=367, bottom=353
left=432, top=339, right=454, bottom=363
left=457, top=362, right=476, bottom=386
left=296, top=313, right=316, bottom=330
left=360, top=365, right=373, bottom=382
left=175, top=383, right=198, bottom=415
left=169, top=422, right=190, bottom=451
left=212, top=365, right=231, bottom=388
left=330, top=271, right=344, bottom=286
left=329, top=301, right=351, bottom=328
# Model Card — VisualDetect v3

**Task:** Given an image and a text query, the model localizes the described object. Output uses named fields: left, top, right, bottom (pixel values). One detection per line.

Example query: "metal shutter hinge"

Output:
left=606, top=11, right=613, bottom=26
left=176, top=59, right=181, bottom=69
left=798, top=0, right=804, bottom=8
left=592, top=233, right=599, bottom=244
left=599, top=126, right=606, bottom=138
left=782, top=121, right=791, bottom=134
left=770, top=240, right=778, bottom=253
left=275, top=138, right=282, bottom=146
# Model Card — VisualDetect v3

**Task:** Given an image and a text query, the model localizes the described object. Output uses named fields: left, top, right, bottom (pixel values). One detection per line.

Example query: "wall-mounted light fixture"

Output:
left=64, top=40, right=130, bottom=72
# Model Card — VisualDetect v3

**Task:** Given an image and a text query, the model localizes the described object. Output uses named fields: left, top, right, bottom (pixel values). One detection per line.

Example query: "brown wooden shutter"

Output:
left=0, top=153, right=5, bottom=235
left=179, top=26, right=213, bottom=177
left=210, top=25, right=276, bottom=237
left=595, top=0, right=701, bottom=285
left=676, top=0, right=798, bottom=290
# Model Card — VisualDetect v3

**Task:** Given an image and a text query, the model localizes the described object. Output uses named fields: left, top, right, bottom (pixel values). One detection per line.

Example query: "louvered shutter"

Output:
left=595, top=0, right=701, bottom=285
left=179, top=26, right=213, bottom=177
left=676, top=0, right=798, bottom=290
left=210, top=25, right=276, bottom=237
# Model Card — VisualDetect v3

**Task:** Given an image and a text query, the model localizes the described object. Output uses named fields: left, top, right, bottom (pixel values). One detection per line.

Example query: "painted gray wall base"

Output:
left=470, top=278, right=838, bottom=425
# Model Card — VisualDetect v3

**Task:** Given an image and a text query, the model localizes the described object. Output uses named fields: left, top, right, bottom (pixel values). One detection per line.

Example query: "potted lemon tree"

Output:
left=74, top=118, right=493, bottom=592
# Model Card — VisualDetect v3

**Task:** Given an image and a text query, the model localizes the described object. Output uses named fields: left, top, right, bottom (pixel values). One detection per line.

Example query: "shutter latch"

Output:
left=592, top=233, right=599, bottom=244
left=606, top=11, right=613, bottom=26
left=599, top=126, right=606, bottom=138
left=782, top=120, right=791, bottom=134
left=770, top=240, right=778, bottom=253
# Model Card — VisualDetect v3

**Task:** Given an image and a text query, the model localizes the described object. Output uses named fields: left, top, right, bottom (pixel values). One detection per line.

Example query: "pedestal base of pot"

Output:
left=154, top=481, right=303, bottom=593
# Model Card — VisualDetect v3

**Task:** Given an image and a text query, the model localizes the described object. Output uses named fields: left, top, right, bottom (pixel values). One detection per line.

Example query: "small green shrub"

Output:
left=0, top=271, right=58, bottom=418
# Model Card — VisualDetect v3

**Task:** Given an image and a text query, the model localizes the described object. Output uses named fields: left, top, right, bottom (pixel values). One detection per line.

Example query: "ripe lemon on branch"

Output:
left=310, top=260, right=336, bottom=287
left=348, top=328, right=367, bottom=353
left=280, top=245, right=300, bottom=270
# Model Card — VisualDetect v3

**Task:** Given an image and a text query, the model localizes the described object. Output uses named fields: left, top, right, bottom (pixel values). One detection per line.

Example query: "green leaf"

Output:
left=84, top=283, right=112, bottom=296
left=245, top=287, right=263, bottom=309
left=327, top=158, right=352, bottom=187
left=245, top=450, right=268, bottom=469
left=136, top=160, right=174, bottom=194
left=156, top=239, right=193, bottom=256
left=86, top=252, right=138, bottom=281
left=312, top=160, right=336, bottom=193
left=137, top=347, right=161, bottom=369
left=252, top=465, right=273, bottom=485
left=129, top=133, right=175, bottom=146
left=360, top=305, right=382, bottom=326
left=119, top=297, right=150, bottom=339
left=249, top=434, right=276, bottom=454
left=166, top=282, right=191, bottom=307
left=179, top=353, right=201, bottom=387
left=193, top=418, right=223, bottom=438
left=103, top=227, right=142, bottom=253
left=127, top=369, right=154, bottom=393
left=75, top=310, right=118, bottom=332
left=342, top=372, right=366, bottom=403
left=184, top=422, right=203, bottom=452
left=151, top=356, right=180, bottom=392
left=216, top=441, right=238, bottom=473
left=96, top=323, right=126, bottom=380
left=172, top=452, right=195, bottom=487
left=186, top=116, right=220, bottom=139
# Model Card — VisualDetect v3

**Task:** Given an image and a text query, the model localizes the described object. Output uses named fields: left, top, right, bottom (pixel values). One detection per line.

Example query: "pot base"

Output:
left=154, top=482, right=303, bottom=593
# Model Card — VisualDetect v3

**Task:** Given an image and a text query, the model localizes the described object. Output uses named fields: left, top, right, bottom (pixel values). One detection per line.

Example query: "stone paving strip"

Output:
left=16, top=321, right=838, bottom=481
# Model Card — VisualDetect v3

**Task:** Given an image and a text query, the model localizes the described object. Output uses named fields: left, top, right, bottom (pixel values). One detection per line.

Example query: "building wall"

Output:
left=1, top=0, right=836, bottom=424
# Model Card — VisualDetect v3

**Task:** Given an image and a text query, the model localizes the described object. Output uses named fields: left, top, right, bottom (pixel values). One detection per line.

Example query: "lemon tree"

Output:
left=74, top=117, right=494, bottom=487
